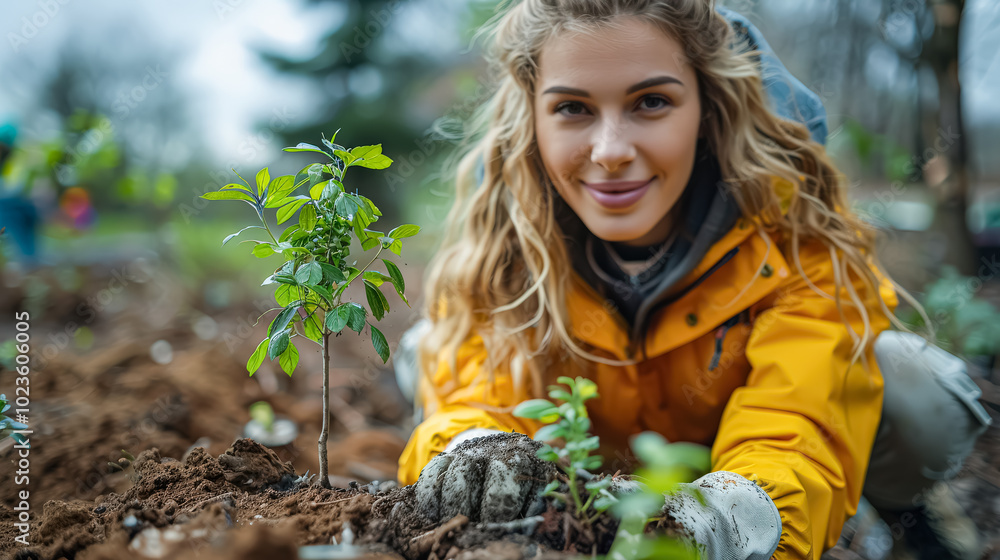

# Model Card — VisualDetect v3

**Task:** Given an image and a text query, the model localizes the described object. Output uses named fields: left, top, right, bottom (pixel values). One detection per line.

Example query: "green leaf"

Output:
left=361, top=237, right=380, bottom=252
left=276, top=197, right=310, bottom=224
left=268, top=329, right=290, bottom=360
left=578, top=435, right=600, bottom=451
left=556, top=376, right=577, bottom=390
left=311, top=178, right=343, bottom=200
left=360, top=195, right=382, bottom=217
left=353, top=153, right=393, bottom=170
left=326, top=306, right=349, bottom=333
left=542, top=480, right=561, bottom=496
left=362, top=271, right=392, bottom=286
left=306, top=163, right=325, bottom=186
left=353, top=212, right=368, bottom=240
left=275, top=284, right=297, bottom=307
left=335, top=192, right=362, bottom=219
left=295, top=262, right=323, bottom=285
left=268, top=305, right=299, bottom=337
left=252, top=243, right=275, bottom=258
left=303, top=313, right=323, bottom=342
left=343, top=303, right=366, bottom=333
left=247, top=338, right=270, bottom=376
left=513, top=399, right=558, bottom=420
left=278, top=342, right=299, bottom=377
left=223, top=225, right=264, bottom=246
left=333, top=149, right=357, bottom=166
left=283, top=143, right=330, bottom=156
left=381, top=259, right=408, bottom=307
left=364, top=280, right=387, bottom=321
left=584, top=477, right=612, bottom=492
left=320, top=263, right=346, bottom=283
left=548, top=388, right=572, bottom=402
left=370, top=324, right=390, bottom=363
left=201, top=190, right=256, bottom=203
left=532, top=423, right=564, bottom=442
left=351, top=144, right=382, bottom=160
left=309, top=283, right=334, bottom=305
left=388, top=224, right=420, bottom=239
left=256, top=167, right=270, bottom=197
left=387, top=238, right=403, bottom=256
left=266, top=175, right=296, bottom=206
left=278, top=225, right=299, bottom=242
left=299, top=203, right=317, bottom=231
left=537, top=446, right=560, bottom=462
left=322, top=137, right=345, bottom=154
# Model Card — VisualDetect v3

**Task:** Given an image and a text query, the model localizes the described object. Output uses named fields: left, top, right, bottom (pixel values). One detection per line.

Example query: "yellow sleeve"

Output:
left=711, top=240, right=898, bottom=559
left=396, top=331, right=543, bottom=486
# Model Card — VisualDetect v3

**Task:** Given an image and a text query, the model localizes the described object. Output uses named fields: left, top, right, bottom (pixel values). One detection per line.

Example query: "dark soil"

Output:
left=0, top=436, right=621, bottom=560
left=3, top=259, right=1000, bottom=559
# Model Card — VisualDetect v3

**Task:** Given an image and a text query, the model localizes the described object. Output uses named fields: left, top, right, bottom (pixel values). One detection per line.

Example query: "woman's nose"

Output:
left=590, top=119, right=636, bottom=173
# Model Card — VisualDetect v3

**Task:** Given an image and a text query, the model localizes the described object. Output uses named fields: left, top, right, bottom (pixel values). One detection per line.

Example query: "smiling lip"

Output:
left=583, top=179, right=652, bottom=193
left=583, top=178, right=654, bottom=209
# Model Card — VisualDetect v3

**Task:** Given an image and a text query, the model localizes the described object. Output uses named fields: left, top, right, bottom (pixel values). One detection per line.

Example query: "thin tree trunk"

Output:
left=318, top=331, right=332, bottom=489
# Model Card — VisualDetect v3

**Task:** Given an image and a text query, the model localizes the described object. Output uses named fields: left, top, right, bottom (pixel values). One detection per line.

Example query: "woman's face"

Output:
left=533, top=17, right=702, bottom=247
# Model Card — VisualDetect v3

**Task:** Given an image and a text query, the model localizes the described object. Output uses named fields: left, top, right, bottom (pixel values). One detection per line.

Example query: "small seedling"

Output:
left=244, top=400, right=298, bottom=447
left=0, top=393, right=29, bottom=446
left=107, top=449, right=141, bottom=485
left=514, top=379, right=709, bottom=559
left=606, top=433, right=709, bottom=560
left=513, top=376, right=614, bottom=525
left=200, top=130, right=419, bottom=487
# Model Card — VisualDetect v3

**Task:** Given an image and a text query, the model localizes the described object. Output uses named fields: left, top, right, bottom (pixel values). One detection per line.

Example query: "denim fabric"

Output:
left=717, top=6, right=829, bottom=145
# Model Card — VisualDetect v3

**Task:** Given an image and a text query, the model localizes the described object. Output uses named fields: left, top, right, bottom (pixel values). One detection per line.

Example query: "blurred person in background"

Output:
left=0, top=116, right=41, bottom=268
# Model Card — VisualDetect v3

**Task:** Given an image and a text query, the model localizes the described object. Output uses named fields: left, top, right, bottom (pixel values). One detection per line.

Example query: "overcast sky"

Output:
left=0, top=0, right=997, bottom=169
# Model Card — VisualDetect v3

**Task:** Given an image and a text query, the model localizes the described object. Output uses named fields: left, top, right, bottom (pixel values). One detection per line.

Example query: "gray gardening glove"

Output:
left=414, top=431, right=557, bottom=523
left=656, top=471, right=782, bottom=560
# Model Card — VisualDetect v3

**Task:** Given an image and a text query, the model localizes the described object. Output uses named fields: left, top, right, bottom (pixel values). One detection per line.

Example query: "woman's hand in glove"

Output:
left=659, top=471, right=782, bottom=560
left=414, top=431, right=557, bottom=523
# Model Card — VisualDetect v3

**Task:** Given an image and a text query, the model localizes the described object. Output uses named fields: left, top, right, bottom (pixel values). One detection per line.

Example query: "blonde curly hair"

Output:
left=417, top=0, right=930, bottom=411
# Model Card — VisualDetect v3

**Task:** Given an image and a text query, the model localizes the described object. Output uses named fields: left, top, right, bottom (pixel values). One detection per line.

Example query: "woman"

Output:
left=394, top=1, right=988, bottom=558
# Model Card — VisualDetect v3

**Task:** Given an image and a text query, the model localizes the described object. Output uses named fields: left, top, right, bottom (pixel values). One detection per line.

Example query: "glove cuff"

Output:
left=668, top=471, right=782, bottom=560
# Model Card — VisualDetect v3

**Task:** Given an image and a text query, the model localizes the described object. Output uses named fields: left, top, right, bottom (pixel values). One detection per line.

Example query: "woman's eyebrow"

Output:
left=542, top=75, right=684, bottom=97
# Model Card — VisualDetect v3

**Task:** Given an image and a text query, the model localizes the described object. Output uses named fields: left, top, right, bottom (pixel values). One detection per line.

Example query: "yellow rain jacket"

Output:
left=398, top=177, right=898, bottom=559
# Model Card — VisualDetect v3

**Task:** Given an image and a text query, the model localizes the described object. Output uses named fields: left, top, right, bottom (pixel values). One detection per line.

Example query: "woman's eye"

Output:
left=554, top=101, right=587, bottom=116
left=639, top=95, right=671, bottom=111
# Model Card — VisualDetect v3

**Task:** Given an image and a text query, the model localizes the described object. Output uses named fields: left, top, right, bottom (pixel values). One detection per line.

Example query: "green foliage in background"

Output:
left=899, top=265, right=1000, bottom=358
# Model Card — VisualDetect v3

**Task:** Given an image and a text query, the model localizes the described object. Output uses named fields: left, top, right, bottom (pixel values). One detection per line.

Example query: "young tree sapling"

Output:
left=200, top=130, right=418, bottom=487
